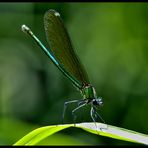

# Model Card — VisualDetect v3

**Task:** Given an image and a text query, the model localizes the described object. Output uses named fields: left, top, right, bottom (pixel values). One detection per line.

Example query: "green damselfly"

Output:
left=21, top=9, right=104, bottom=123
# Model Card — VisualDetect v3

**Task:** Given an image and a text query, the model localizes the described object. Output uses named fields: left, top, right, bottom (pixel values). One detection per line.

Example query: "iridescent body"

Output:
left=21, top=9, right=104, bottom=123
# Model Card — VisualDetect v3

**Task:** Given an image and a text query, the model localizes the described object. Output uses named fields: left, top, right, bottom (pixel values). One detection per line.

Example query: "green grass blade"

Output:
left=13, top=122, right=148, bottom=145
left=13, top=124, right=73, bottom=145
left=76, top=122, right=148, bottom=145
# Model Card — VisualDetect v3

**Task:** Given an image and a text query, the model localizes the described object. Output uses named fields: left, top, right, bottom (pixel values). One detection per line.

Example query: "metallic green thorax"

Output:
left=81, top=84, right=97, bottom=101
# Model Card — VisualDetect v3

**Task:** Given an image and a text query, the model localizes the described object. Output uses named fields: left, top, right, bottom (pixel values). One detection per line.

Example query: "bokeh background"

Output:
left=0, top=2, right=148, bottom=145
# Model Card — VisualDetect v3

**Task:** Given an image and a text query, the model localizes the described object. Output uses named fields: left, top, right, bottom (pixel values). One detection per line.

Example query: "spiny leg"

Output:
left=93, top=106, right=108, bottom=131
left=62, top=99, right=83, bottom=123
left=90, top=106, right=98, bottom=129
left=78, top=99, right=87, bottom=106
left=90, top=107, right=96, bottom=123
left=72, top=102, right=86, bottom=125
left=93, top=106, right=105, bottom=124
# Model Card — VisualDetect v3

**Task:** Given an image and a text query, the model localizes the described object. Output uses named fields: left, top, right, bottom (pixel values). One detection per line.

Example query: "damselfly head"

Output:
left=92, top=97, right=103, bottom=106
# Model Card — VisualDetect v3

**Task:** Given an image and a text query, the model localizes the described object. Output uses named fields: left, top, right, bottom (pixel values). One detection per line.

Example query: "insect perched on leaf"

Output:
left=21, top=9, right=104, bottom=123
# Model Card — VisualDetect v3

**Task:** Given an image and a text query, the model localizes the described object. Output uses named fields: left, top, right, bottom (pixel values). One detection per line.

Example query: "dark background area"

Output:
left=0, top=2, right=147, bottom=145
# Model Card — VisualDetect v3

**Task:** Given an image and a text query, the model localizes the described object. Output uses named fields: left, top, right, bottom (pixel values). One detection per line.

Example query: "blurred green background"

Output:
left=0, top=2, right=148, bottom=145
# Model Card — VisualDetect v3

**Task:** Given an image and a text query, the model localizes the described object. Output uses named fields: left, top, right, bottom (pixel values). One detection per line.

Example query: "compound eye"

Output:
left=99, top=100, right=103, bottom=106
left=97, top=98, right=103, bottom=106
